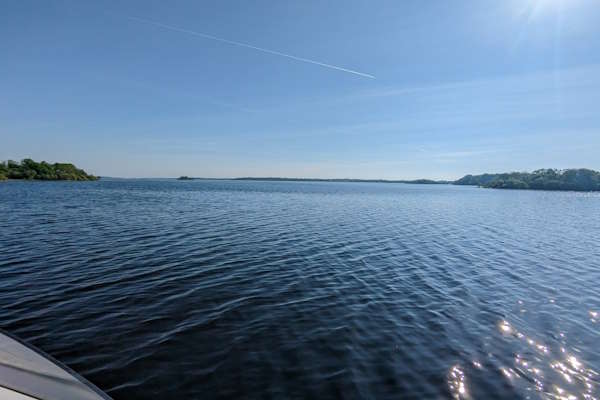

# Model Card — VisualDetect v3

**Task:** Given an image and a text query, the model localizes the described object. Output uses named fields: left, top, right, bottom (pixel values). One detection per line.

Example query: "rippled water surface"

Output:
left=1, top=179, right=599, bottom=399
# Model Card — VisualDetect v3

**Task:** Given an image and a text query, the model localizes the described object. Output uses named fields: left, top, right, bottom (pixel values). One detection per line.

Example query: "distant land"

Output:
left=233, top=177, right=451, bottom=184
left=3, top=159, right=599, bottom=191
left=454, top=168, right=600, bottom=191
left=232, top=169, right=600, bottom=191
left=0, top=159, right=98, bottom=181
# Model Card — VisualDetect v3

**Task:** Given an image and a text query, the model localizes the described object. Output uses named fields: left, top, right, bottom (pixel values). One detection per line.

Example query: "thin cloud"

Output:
left=358, top=64, right=600, bottom=99
left=128, top=16, right=376, bottom=79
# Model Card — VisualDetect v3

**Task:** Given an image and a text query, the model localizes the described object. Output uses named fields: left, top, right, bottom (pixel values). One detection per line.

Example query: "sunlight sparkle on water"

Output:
left=448, top=365, right=469, bottom=399
left=569, top=356, right=582, bottom=370
left=497, top=319, right=598, bottom=399
left=500, top=321, right=512, bottom=334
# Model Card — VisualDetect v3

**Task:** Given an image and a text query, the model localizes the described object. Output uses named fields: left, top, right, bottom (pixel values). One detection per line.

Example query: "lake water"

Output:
left=1, top=179, right=599, bottom=399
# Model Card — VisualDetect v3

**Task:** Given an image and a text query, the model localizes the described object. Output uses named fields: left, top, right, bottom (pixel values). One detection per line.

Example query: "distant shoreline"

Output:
left=232, top=177, right=450, bottom=184
left=181, top=169, right=600, bottom=192
left=4, top=161, right=600, bottom=191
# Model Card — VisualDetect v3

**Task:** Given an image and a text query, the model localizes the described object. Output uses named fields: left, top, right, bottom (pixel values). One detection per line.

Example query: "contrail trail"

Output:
left=128, top=16, right=375, bottom=79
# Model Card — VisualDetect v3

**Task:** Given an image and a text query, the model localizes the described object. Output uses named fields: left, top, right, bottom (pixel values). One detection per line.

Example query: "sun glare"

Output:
left=519, top=0, right=576, bottom=17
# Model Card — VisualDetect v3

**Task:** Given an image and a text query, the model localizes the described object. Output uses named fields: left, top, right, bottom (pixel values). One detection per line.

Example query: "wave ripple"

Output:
left=1, top=180, right=599, bottom=399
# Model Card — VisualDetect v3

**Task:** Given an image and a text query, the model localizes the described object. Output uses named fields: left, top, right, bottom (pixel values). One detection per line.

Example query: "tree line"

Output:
left=0, top=159, right=98, bottom=181
left=454, top=168, right=600, bottom=191
left=3, top=159, right=599, bottom=191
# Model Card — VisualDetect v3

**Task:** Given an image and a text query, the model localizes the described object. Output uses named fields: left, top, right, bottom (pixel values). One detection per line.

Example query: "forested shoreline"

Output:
left=454, top=169, right=600, bottom=191
left=3, top=160, right=599, bottom=191
left=0, top=159, right=98, bottom=181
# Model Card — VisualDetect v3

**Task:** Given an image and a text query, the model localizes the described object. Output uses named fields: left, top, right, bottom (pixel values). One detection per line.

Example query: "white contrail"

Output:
left=128, top=16, right=375, bottom=79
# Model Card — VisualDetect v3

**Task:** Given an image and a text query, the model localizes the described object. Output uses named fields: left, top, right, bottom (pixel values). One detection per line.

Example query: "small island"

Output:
left=454, top=168, right=600, bottom=191
left=0, top=159, right=98, bottom=181
left=177, top=176, right=196, bottom=180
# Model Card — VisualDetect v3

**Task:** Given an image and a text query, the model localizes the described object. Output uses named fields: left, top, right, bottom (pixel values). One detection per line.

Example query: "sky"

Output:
left=1, top=0, right=600, bottom=179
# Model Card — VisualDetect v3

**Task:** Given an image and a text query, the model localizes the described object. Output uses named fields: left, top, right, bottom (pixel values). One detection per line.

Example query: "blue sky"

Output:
left=2, top=0, right=600, bottom=179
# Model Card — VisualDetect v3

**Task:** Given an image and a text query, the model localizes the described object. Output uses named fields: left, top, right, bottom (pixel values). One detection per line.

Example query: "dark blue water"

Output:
left=1, top=180, right=599, bottom=399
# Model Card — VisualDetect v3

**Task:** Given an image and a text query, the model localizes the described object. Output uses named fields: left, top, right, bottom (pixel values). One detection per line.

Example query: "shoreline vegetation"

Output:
left=0, top=159, right=98, bottom=181
left=3, top=160, right=599, bottom=191
left=454, top=169, right=600, bottom=191
left=231, top=168, right=600, bottom=191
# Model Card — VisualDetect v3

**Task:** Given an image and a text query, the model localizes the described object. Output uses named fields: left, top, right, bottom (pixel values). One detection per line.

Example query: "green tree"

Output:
left=454, top=169, right=600, bottom=191
left=0, top=159, right=98, bottom=181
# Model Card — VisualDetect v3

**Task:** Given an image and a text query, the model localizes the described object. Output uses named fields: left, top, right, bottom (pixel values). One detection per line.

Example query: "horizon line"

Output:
left=97, top=176, right=453, bottom=182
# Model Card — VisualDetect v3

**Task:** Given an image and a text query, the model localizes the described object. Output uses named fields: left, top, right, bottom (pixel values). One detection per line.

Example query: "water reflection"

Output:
left=449, top=318, right=598, bottom=400
left=3, top=180, right=599, bottom=399
left=496, top=320, right=598, bottom=400
left=448, top=365, right=468, bottom=399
